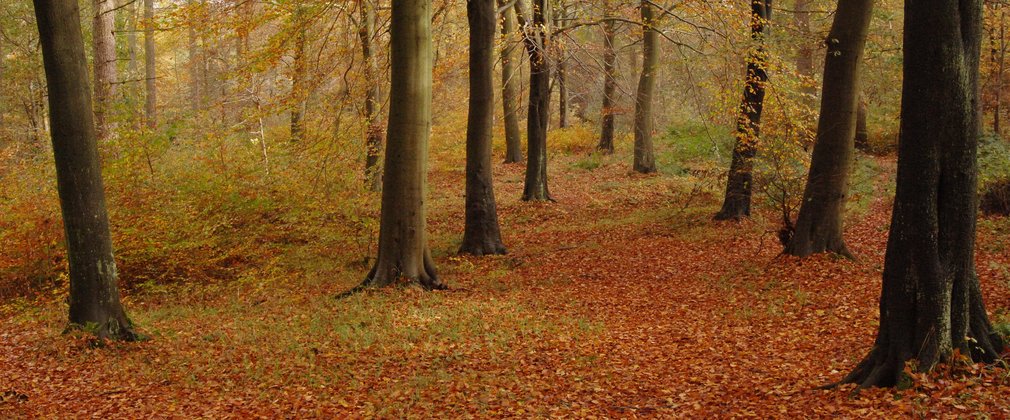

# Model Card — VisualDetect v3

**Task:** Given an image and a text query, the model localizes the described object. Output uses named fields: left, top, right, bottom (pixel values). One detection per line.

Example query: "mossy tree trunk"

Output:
left=715, top=0, right=772, bottom=221
left=632, top=2, right=658, bottom=174
left=838, top=0, right=1004, bottom=388
left=289, top=2, right=308, bottom=143
left=34, top=0, right=139, bottom=341
left=461, top=0, right=507, bottom=256
left=358, top=0, right=444, bottom=291
left=784, top=0, right=874, bottom=258
left=144, top=0, right=157, bottom=129
left=498, top=0, right=524, bottom=164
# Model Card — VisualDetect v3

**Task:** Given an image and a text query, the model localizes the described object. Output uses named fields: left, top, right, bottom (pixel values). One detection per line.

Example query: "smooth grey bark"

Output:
left=461, top=0, right=507, bottom=256
left=360, top=0, right=384, bottom=190
left=632, top=2, right=658, bottom=174
left=498, top=1, right=524, bottom=163
left=33, top=0, right=139, bottom=340
left=784, top=0, right=874, bottom=258
left=515, top=0, right=552, bottom=201
left=355, top=0, right=444, bottom=291
left=92, top=0, right=116, bottom=141
left=597, top=17, right=617, bottom=154
left=714, top=0, right=772, bottom=221
left=144, top=0, right=156, bottom=129
left=554, top=4, right=568, bottom=129
left=836, top=0, right=1003, bottom=389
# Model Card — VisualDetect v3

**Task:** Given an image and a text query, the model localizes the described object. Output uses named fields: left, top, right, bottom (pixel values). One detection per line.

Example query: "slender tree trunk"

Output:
left=837, top=0, right=1003, bottom=389
left=598, top=17, right=617, bottom=154
left=144, top=0, right=157, bottom=129
left=33, top=0, right=139, bottom=341
left=355, top=0, right=444, bottom=291
left=784, top=0, right=874, bottom=258
left=555, top=5, right=568, bottom=129
left=854, top=94, right=869, bottom=152
left=461, top=0, right=507, bottom=256
left=290, top=2, right=307, bottom=143
left=92, top=0, right=116, bottom=141
left=188, top=2, right=201, bottom=113
left=360, top=0, right=384, bottom=190
left=516, top=0, right=552, bottom=201
left=633, top=2, right=658, bottom=174
left=126, top=1, right=139, bottom=78
left=714, top=0, right=772, bottom=221
left=794, top=0, right=816, bottom=100
left=499, top=0, right=523, bottom=163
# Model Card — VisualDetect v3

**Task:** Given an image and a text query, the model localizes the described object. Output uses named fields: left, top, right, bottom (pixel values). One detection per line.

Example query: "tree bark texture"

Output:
left=784, top=0, right=874, bottom=258
left=839, top=0, right=1004, bottom=389
left=633, top=2, right=658, bottom=174
left=461, top=0, right=507, bottom=256
left=359, top=0, right=444, bottom=290
left=714, top=0, right=772, bottom=221
left=144, top=0, right=157, bottom=129
left=92, top=0, right=116, bottom=141
left=598, top=18, right=617, bottom=154
left=34, top=0, right=138, bottom=340
left=361, top=0, right=384, bottom=190
left=516, top=0, right=552, bottom=201
left=499, top=0, right=524, bottom=164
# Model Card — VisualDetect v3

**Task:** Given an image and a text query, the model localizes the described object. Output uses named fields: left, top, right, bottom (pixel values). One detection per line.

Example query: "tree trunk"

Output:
left=461, top=0, right=507, bottom=256
left=555, top=5, right=568, bottom=129
left=714, top=0, right=772, bottom=221
left=499, top=0, right=524, bottom=164
left=854, top=95, right=869, bottom=152
left=289, top=2, right=308, bottom=143
left=357, top=0, right=444, bottom=291
left=516, top=0, right=552, bottom=201
left=784, top=0, right=873, bottom=258
left=92, top=0, right=116, bottom=141
left=838, top=0, right=1004, bottom=389
left=126, top=1, right=139, bottom=79
left=598, top=17, right=617, bottom=154
left=144, top=0, right=157, bottom=129
left=33, top=0, right=139, bottom=341
left=633, top=2, right=658, bottom=174
left=794, top=0, right=816, bottom=101
left=360, top=0, right=384, bottom=190
left=188, top=2, right=201, bottom=113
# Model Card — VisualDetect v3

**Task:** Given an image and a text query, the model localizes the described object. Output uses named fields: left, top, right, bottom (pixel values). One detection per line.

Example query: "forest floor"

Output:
left=4, top=139, right=1010, bottom=417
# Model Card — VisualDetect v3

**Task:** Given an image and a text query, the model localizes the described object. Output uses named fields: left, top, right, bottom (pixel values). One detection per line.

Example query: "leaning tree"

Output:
left=33, top=0, right=139, bottom=340
left=354, top=0, right=444, bottom=291
left=836, top=0, right=1005, bottom=388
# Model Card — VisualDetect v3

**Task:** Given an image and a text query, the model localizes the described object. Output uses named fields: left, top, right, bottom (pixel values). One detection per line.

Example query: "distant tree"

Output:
left=498, top=0, right=524, bottom=164
left=33, top=0, right=139, bottom=340
left=461, top=0, right=507, bottom=256
left=144, top=0, right=157, bottom=129
left=359, top=0, right=384, bottom=189
left=354, top=0, right=444, bottom=291
left=91, top=0, right=116, bottom=141
left=597, top=16, right=617, bottom=154
left=784, top=0, right=874, bottom=258
left=515, top=0, right=552, bottom=201
left=854, top=95, right=869, bottom=152
left=289, top=2, right=308, bottom=142
left=715, top=0, right=771, bottom=221
left=554, top=2, right=569, bottom=129
left=632, top=1, right=658, bottom=174
left=836, top=0, right=1005, bottom=388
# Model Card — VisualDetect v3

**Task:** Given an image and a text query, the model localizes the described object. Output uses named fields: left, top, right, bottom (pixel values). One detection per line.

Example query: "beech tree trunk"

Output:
left=555, top=5, right=569, bottom=129
left=33, top=0, right=139, bottom=341
left=838, top=0, right=1004, bottom=389
left=289, top=2, right=308, bottom=143
left=516, top=0, right=552, bottom=201
left=784, top=0, right=873, bottom=258
left=91, top=0, right=116, bottom=141
left=461, top=0, right=507, bottom=256
left=598, top=17, right=617, bottom=154
left=633, top=2, right=658, bottom=174
left=714, top=0, right=772, bottom=221
left=144, top=0, right=157, bottom=129
left=357, top=0, right=444, bottom=290
left=794, top=0, right=816, bottom=101
left=360, top=0, right=384, bottom=190
left=498, top=0, right=524, bottom=164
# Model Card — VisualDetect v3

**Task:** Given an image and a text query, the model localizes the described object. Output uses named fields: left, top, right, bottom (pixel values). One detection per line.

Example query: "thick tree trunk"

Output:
left=144, top=0, right=157, bottom=129
left=784, top=0, right=873, bottom=258
left=33, top=0, right=139, bottom=341
left=461, top=0, right=507, bottom=256
left=854, top=95, right=869, bottom=152
left=360, top=0, right=384, bottom=190
left=714, top=0, right=772, bottom=221
left=92, top=0, right=116, bottom=141
left=357, top=0, right=444, bottom=291
left=633, top=2, right=658, bottom=174
left=289, top=3, right=307, bottom=143
left=598, top=18, right=617, bottom=154
left=516, top=0, right=552, bottom=201
left=499, top=0, right=524, bottom=164
left=838, top=0, right=1004, bottom=389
